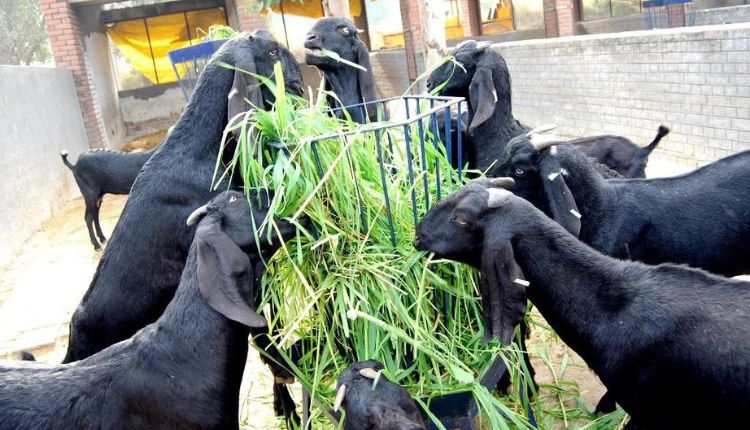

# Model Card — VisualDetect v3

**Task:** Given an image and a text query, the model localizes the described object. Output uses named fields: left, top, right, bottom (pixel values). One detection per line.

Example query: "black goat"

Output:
left=426, top=40, right=663, bottom=178
left=63, top=31, right=302, bottom=361
left=414, top=178, right=750, bottom=429
left=334, top=360, right=426, bottom=430
left=569, top=125, right=670, bottom=178
left=61, top=148, right=154, bottom=250
left=62, top=31, right=304, bottom=423
left=494, top=131, right=750, bottom=277
left=0, top=191, right=298, bottom=430
left=305, top=17, right=379, bottom=123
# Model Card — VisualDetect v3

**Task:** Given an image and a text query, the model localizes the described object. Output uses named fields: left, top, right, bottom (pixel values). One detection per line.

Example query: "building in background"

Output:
left=40, top=0, right=750, bottom=150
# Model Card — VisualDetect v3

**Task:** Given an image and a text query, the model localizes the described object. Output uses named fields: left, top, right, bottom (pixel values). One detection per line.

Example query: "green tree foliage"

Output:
left=0, top=0, right=51, bottom=65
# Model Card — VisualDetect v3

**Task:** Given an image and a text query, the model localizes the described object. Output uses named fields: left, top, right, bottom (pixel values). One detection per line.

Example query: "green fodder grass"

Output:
left=221, top=63, right=628, bottom=430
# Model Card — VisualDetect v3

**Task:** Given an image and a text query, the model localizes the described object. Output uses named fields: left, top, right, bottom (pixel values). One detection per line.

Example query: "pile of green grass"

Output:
left=219, top=63, right=628, bottom=430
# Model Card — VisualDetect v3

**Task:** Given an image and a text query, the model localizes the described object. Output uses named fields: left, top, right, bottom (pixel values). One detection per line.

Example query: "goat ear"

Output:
left=468, top=66, right=495, bottom=135
left=480, top=241, right=527, bottom=345
left=354, top=39, right=378, bottom=107
left=227, top=64, right=263, bottom=128
left=370, top=404, right=426, bottom=430
left=196, top=226, right=267, bottom=328
left=539, top=157, right=581, bottom=237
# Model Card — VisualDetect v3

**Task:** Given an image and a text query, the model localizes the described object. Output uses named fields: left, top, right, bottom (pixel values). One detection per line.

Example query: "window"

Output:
left=479, top=0, right=544, bottom=35
left=365, top=0, right=405, bottom=50
left=107, top=7, right=228, bottom=90
left=582, top=0, right=643, bottom=21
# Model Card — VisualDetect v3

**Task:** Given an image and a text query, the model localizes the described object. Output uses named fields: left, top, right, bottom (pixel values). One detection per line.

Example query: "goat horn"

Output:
left=526, top=124, right=557, bottom=136
left=530, top=133, right=565, bottom=152
left=359, top=368, right=379, bottom=379
left=333, top=384, right=346, bottom=412
left=487, top=177, right=515, bottom=189
left=476, top=41, right=492, bottom=52
left=186, top=205, right=209, bottom=226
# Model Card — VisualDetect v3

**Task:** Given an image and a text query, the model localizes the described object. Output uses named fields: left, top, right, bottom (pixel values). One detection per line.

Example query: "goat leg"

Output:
left=93, top=199, right=107, bottom=243
left=84, top=202, right=101, bottom=251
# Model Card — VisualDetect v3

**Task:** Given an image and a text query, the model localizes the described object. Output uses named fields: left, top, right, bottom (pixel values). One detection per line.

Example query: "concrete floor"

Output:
left=0, top=155, right=703, bottom=428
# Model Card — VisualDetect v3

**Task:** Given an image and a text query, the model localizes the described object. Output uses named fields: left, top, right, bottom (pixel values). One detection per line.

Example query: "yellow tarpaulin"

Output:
left=268, top=0, right=362, bottom=18
left=107, top=8, right=227, bottom=84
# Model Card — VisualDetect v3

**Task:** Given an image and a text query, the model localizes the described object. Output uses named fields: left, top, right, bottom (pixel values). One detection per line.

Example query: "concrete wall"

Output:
left=119, top=84, right=185, bottom=137
left=494, top=22, right=750, bottom=167
left=0, top=66, right=90, bottom=268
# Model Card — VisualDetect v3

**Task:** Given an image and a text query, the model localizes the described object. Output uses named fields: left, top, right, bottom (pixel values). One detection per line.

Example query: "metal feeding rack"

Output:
left=643, top=0, right=695, bottom=29
left=287, top=95, right=536, bottom=429
left=306, top=95, right=468, bottom=247
left=168, top=39, right=228, bottom=101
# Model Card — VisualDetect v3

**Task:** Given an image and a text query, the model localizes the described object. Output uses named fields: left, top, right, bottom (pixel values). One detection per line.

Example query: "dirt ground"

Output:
left=0, top=156, right=715, bottom=429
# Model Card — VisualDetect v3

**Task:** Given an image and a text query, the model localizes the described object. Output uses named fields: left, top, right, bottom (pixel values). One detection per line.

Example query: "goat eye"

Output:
left=455, top=217, right=469, bottom=228
left=229, top=195, right=238, bottom=204
left=340, top=27, right=350, bottom=35
left=514, top=168, right=525, bottom=176
left=269, top=48, right=278, bottom=57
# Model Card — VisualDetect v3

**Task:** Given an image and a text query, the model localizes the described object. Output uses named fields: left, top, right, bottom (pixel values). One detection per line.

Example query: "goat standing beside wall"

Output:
left=60, top=148, right=154, bottom=250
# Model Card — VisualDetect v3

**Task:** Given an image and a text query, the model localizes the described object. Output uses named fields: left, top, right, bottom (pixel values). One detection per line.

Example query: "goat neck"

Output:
left=323, top=68, right=365, bottom=121
left=160, top=60, right=234, bottom=160
left=506, top=203, right=631, bottom=363
left=548, top=145, right=611, bottom=230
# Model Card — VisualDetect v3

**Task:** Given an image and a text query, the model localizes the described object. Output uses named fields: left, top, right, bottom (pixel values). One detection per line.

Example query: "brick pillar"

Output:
left=40, top=0, right=105, bottom=148
left=543, top=0, right=559, bottom=38
left=234, top=1, right=268, bottom=32
left=458, top=0, right=481, bottom=37
left=400, top=0, right=422, bottom=82
left=554, top=0, right=580, bottom=37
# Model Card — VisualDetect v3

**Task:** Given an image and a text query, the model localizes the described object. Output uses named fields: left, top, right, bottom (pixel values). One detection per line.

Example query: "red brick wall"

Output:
left=458, top=0, right=481, bottom=37
left=400, top=0, right=420, bottom=80
left=40, top=0, right=105, bottom=148
left=544, top=0, right=559, bottom=38
left=234, top=1, right=269, bottom=32
left=555, top=0, right=580, bottom=37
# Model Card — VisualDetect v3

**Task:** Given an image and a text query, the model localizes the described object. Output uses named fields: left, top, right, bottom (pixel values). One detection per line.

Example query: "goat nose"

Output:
left=306, top=33, right=317, bottom=42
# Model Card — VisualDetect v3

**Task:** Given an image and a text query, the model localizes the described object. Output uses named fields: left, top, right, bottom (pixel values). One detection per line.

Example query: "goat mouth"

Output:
left=305, top=48, right=326, bottom=58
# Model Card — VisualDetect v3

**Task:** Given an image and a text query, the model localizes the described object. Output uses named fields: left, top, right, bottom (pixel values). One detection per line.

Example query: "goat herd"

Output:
left=1, top=16, right=748, bottom=430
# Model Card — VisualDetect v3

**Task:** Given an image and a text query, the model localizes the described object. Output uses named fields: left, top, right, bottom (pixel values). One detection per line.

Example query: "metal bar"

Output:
left=430, top=102, right=442, bottom=201
left=403, top=124, right=418, bottom=227
left=143, top=18, right=159, bottom=84
left=456, top=102, right=464, bottom=177
left=312, top=96, right=464, bottom=144
left=443, top=106, right=452, bottom=167
left=345, top=136, right=368, bottom=233
left=416, top=102, right=430, bottom=211
left=375, top=130, right=397, bottom=247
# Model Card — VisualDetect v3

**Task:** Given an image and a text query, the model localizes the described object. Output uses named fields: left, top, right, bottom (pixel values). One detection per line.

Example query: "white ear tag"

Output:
left=570, top=209, right=582, bottom=219
left=228, top=88, right=238, bottom=100
left=514, top=278, right=530, bottom=287
left=548, top=171, right=561, bottom=181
